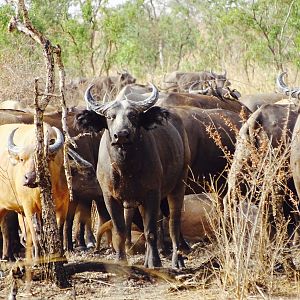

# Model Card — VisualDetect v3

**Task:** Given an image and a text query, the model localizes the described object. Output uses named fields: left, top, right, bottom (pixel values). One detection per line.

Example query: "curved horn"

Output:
left=8, top=128, right=22, bottom=156
left=210, top=70, right=217, bottom=78
left=85, top=84, right=112, bottom=115
left=188, top=81, right=210, bottom=94
left=277, top=72, right=300, bottom=99
left=49, top=127, right=64, bottom=154
left=68, top=148, right=94, bottom=170
left=133, top=83, right=159, bottom=111
left=85, top=84, right=100, bottom=110
left=223, top=70, right=227, bottom=77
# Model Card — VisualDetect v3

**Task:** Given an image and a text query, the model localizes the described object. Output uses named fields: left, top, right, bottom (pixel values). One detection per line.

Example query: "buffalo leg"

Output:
left=74, top=201, right=89, bottom=249
left=1, top=210, right=20, bottom=261
left=75, top=200, right=96, bottom=249
left=95, top=195, right=112, bottom=248
left=124, top=208, right=135, bottom=253
left=23, top=208, right=40, bottom=260
left=168, top=189, right=185, bottom=269
left=56, top=207, right=68, bottom=259
left=64, top=199, right=78, bottom=251
left=141, top=191, right=162, bottom=268
left=104, top=195, right=126, bottom=261
left=96, top=220, right=113, bottom=251
left=74, top=220, right=86, bottom=249
left=85, top=217, right=96, bottom=249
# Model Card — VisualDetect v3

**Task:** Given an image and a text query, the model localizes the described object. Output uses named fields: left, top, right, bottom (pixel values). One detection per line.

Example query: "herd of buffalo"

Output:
left=0, top=69, right=299, bottom=270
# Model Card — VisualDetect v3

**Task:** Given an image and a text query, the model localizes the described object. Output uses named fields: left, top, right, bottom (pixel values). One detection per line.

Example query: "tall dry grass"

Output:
left=201, top=114, right=300, bottom=299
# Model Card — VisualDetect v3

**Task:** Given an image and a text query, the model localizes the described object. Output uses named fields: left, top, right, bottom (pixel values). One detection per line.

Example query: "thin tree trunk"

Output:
left=9, top=0, right=70, bottom=288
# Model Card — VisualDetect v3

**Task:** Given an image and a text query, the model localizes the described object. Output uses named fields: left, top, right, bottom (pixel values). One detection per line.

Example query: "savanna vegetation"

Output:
left=1, top=0, right=300, bottom=99
left=1, top=1, right=300, bottom=300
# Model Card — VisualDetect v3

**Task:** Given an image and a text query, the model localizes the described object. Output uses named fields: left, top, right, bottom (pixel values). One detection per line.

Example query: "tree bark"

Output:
left=9, top=0, right=70, bottom=288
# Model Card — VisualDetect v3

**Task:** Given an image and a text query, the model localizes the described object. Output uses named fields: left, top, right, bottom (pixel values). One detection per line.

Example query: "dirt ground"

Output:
left=0, top=243, right=224, bottom=300
left=1, top=242, right=300, bottom=300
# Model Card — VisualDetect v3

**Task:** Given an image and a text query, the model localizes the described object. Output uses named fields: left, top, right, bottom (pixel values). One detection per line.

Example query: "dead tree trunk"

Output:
left=9, top=0, right=70, bottom=288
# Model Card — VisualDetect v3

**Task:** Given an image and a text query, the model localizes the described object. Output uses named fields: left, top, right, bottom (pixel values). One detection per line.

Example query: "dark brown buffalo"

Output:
left=110, top=87, right=246, bottom=253
left=188, top=83, right=241, bottom=101
left=161, top=70, right=230, bottom=92
left=92, top=70, right=136, bottom=102
left=238, top=92, right=289, bottom=112
left=76, top=84, right=190, bottom=269
left=157, top=92, right=250, bottom=115
left=226, top=103, right=299, bottom=243
left=165, top=106, right=243, bottom=195
left=278, top=72, right=300, bottom=242
left=46, top=110, right=110, bottom=251
left=65, top=77, right=88, bottom=107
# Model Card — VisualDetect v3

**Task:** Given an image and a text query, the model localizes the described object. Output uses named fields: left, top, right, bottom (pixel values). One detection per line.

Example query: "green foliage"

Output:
left=1, top=0, right=300, bottom=83
left=0, top=4, right=14, bottom=46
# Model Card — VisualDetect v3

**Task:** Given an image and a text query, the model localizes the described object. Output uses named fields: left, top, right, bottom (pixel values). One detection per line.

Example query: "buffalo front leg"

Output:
left=104, top=196, right=127, bottom=261
left=64, top=199, right=78, bottom=251
left=0, top=209, right=17, bottom=261
left=75, top=200, right=96, bottom=249
left=23, top=209, right=40, bottom=261
left=168, top=191, right=185, bottom=269
left=124, top=208, right=135, bottom=254
left=140, top=192, right=162, bottom=268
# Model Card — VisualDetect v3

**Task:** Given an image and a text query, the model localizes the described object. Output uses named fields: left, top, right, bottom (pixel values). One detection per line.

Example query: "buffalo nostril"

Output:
left=23, top=171, right=37, bottom=187
left=114, top=130, right=130, bottom=144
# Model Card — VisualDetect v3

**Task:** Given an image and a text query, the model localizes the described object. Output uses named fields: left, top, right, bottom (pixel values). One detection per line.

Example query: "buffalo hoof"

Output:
left=75, top=245, right=87, bottom=251
left=144, top=254, right=162, bottom=268
left=86, top=242, right=95, bottom=249
left=116, top=251, right=127, bottom=263
left=172, top=252, right=186, bottom=269
left=180, top=240, right=192, bottom=255
left=144, top=260, right=162, bottom=269
left=1, top=255, right=15, bottom=262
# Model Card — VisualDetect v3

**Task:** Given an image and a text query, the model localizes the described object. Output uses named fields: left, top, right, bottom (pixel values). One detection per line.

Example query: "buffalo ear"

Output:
left=140, top=106, right=170, bottom=130
left=75, top=110, right=107, bottom=132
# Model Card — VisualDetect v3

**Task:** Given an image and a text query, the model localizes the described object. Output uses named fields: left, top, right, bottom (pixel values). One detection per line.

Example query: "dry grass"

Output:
left=200, top=115, right=300, bottom=299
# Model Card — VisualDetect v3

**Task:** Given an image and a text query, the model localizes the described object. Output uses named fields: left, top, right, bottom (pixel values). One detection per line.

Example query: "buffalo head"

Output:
left=77, top=84, right=169, bottom=147
left=68, top=147, right=98, bottom=191
left=211, top=70, right=231, bottom=88
left=7, top=125, right=64, bottom=188
left=117, top=70, right=136, bottom=87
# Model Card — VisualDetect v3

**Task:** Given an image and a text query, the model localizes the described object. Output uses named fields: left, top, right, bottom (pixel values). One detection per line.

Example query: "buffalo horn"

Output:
left=277, top=72, right=300, bottom=99
left=49, top=127, right=64, bottom=154
left=85, top=85, right=112, bottom=115
left=188, top=81, right=210, bottom=94
left=8, top=128, right=22, bottom=156
left=68, top=148, right=94, bottom=169
left=85, top=84, right=101, bottom=110
left=133, top=83, right=159, bottom=111
left=211, top=70, right=217, bottom=78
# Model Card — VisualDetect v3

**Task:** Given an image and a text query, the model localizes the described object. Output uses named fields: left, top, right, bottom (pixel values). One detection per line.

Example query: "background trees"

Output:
left=1, top=0, right=300, bottom=96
